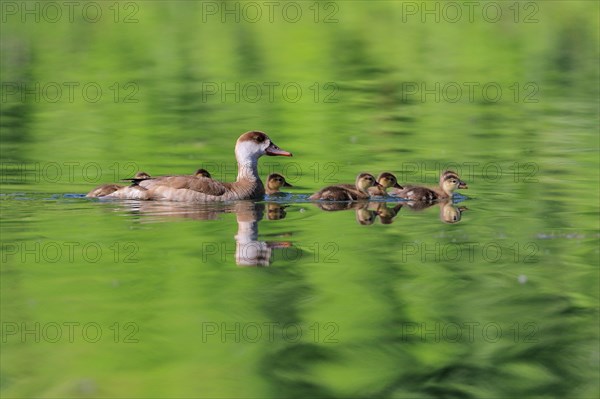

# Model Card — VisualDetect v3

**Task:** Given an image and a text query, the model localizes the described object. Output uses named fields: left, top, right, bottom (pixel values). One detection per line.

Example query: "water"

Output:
left=1, top=1, right=599, bottom=398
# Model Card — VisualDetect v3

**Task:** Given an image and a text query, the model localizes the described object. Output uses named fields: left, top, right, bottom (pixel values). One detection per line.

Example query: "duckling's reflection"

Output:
left=313, top=201, right=404, bottom=225
left=116, top=200, right=292, bottom=266
left=403, top=199, right=468, bottom=224
left=312, top=199, right=467, bottom=224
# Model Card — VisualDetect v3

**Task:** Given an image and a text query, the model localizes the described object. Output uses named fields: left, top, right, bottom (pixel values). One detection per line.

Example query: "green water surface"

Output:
left=1, top=1, right=599, bottom=398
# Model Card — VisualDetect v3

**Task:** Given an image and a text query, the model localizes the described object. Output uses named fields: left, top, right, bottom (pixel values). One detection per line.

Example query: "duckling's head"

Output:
left=195, top=168, right=211, bottom=178
left=377, top=172, right=403, bottom=190
left=134, top=171, right=151, bottom=179
left=355, top=173, right=380, bottom=193
left=440, top=170, right=468, bottom=195
left=267, top=173, right=292, bottom=192
left=235, top=131, right=292, bottom=163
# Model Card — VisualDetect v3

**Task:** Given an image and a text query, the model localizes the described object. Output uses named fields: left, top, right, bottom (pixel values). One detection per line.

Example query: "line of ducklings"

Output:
left=309, top=170, right=467, bottom=201
left=110, top=169, right=467, bottom=202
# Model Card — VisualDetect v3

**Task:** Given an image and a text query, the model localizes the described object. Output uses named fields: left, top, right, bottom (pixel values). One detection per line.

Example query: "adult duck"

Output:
left=86, top=131, right=292, bottom=201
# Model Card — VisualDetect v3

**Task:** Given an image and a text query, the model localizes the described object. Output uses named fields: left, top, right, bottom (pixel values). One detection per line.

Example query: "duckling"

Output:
left=391, top=170, right=467, bottom=201
left=265, top=173, right=292, bottom=195
left=309, top=173, right=382, bottom=201
left=368, top=172, right=403, bottom=196
left=85, top=184, right=124, bottom=198
left=194, top=169, right=211, bottom=178
left=121, top=171, right=152, bottom=185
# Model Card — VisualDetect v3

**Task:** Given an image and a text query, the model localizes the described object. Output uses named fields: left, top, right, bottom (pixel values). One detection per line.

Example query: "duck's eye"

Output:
left=254, top=135, right=265, bottom=143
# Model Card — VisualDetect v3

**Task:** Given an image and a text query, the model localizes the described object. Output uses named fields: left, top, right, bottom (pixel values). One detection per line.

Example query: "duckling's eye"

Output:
left=254, top=135, right=265, bottom=143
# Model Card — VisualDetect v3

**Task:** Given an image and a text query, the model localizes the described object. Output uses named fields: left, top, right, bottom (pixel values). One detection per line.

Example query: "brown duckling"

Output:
left=265, top=173, right=292, bottom=195
left=309, top=173, right=382, bottom=201
left=194, top=168, right=212, bottom=178
left=85, top=184, right=124, bottom=198
left=391, top=170, right=467, bottom=201
left=87, top=171, right=150, bottom=198
left=121, top=171, right=152, bottom=185
left=368, top=172, right=403, bottom=196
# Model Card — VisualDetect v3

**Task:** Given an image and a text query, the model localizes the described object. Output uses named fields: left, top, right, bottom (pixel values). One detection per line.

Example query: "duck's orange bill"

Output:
left=266, top=142, right=293, bottom=157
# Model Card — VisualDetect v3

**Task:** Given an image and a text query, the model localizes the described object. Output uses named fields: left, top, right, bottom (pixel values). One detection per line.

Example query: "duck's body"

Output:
left=86, top=131, right=292, bottom=201
left=391, top=170, right=467, bottom=201
left=265, top=173, right=292, bottom=195
left=309, top=173, right=381, bottom=201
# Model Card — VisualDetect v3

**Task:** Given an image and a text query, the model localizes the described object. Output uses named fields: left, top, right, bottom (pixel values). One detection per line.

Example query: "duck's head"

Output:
left=267, top=173, right=292, bottom=192
left=235, top=131, right=292, bottom=162
left=134, top=171, right=151, bottom=179
left=377, top=172, right=403, bottom=190
left=195, top=168, right=211, bottom=178
left=355, top=172, right=381, bottom=193
left=440, top=170, right=468, bottom=195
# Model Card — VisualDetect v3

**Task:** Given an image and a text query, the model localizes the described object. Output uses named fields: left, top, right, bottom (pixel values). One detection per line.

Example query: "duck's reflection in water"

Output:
left=312, top=199, right=467, bottom=224
left=109, top=200, right=292, bottom=267
left=402, top=199, right=468, bottom=224
left=313, top=201, right=404, bottom=225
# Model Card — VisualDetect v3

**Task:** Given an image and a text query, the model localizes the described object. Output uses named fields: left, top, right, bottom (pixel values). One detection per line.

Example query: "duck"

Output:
left=368, top=172, right=403, bottom=196
left=86, top=131, right=292, bottom=201
left=194, top=168, right=212, bottom=178
left=85, top=171, right=150, bottom=198
left=85, top=183, right=125, bottom=198
left=390, top=170, right=467, bottom=201
left=265, top=173, right=293, bottom=195
left=122, top=171, right=152, bottom=184
left=309, top=173, right=382, bottom=201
